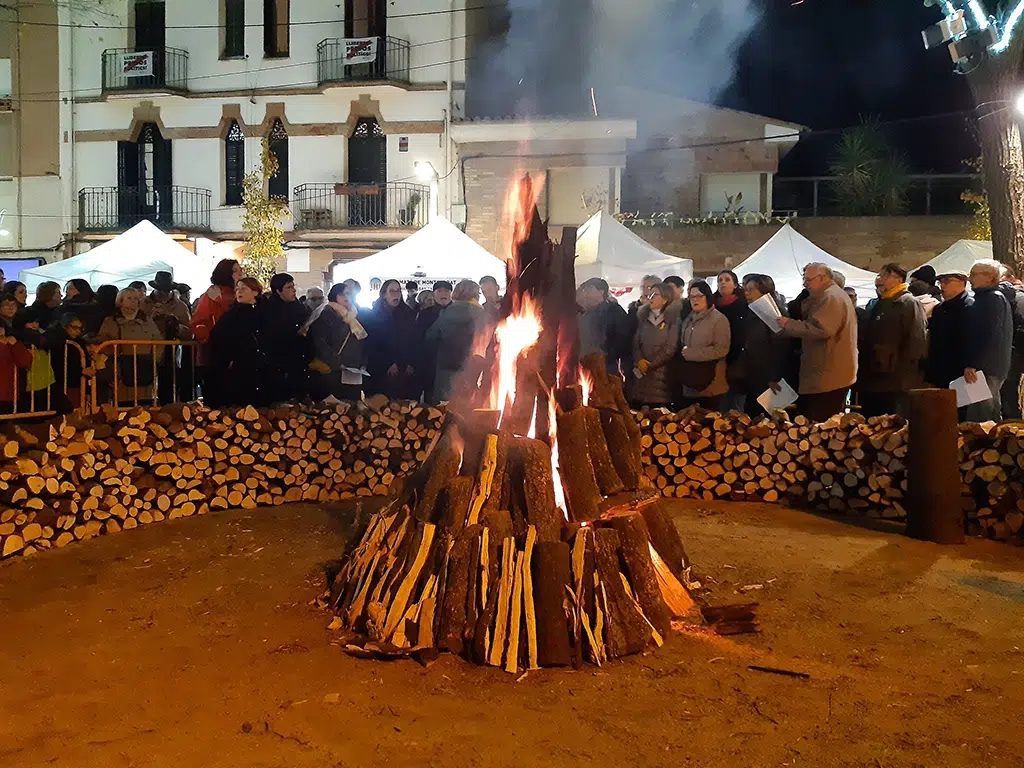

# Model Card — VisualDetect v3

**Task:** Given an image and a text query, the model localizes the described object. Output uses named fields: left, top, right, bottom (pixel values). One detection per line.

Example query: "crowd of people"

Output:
left=0, top=254, right=1020, bottom=425
left=0, top=260, right=509, bottom=414
left=581, top=258, right=1023, bottom=424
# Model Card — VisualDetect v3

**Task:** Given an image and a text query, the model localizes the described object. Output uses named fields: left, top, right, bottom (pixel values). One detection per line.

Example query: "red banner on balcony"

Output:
left=342, top=37, right=379, bottom=65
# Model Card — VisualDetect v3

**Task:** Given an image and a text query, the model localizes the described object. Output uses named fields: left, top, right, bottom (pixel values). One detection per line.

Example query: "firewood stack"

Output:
left=638, top=407, right=910, bottom=519
left=0, top=398, right=443, bottom=559
left=328, top=180, right=699, bottom=671
left=959, top=421, right=1024, bottom=541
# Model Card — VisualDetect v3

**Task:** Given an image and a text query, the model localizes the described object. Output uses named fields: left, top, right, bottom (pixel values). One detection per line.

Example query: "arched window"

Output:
left=224, top=120, right=245, bottom=206
left=267, top=118, right=289, bottom=200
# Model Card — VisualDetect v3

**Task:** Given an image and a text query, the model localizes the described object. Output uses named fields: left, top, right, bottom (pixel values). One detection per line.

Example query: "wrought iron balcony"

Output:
left=317, top=36, right=411, bottom=85
left=101, top=47, right=189, bottom=94
left=292, top=182, right=429, bottom=231
left=78, top=186, right=212, bottom=233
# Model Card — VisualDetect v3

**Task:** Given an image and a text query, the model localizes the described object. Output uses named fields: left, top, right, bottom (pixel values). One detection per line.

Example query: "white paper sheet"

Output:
left=757, top=378, right=799, bottom=414
left=750, top=293, right=783, bottom=334
left=949, top=372, right=992, bottom=408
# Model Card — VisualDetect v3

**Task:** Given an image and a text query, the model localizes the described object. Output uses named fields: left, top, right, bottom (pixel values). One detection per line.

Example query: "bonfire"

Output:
left=329, top=177, right=702, bottom=670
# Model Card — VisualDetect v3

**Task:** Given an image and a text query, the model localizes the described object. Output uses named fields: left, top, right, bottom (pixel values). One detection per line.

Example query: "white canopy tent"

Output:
left=918, top=239, right=992, bottom=276
left=731, top=223, right=877, bottom=305
left=575, top=211, right=694, bottom=287
left=334, top=217, right=506, bottom=307
left=21, top=221, right=213, bottom=294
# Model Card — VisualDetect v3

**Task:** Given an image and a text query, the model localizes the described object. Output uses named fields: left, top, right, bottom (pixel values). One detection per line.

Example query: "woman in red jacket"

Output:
left=0, top=321, right=34, bottom=413
left=190, top=258, right=241, bottom=404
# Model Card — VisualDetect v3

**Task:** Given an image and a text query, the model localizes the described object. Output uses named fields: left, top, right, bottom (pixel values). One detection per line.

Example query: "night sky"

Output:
left=725, top=0, right=978, bottom=175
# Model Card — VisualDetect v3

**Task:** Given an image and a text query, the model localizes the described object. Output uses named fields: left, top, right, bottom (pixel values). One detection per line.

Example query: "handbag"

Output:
left=27, top=349, right=56, bottom=392
left=678, top=359, right=716, bottom=391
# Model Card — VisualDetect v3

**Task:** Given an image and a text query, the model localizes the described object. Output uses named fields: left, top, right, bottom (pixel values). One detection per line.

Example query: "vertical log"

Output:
left=610, top=513, right=672, bottom=635
left=555, top=408, right=603, bottom=522
left=640, top=500, right=689, bottom=578
left=510, top=436, right=562, bottom=542
left=531, top=540, right=573, bottom=666
left=583, top=406, right=625, bottom=496
left=906, top=388, right=964, bottom=544
left=592, top=527, right=650, bottom=657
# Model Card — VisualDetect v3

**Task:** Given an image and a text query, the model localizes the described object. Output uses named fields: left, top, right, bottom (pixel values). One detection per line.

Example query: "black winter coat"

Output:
left=735, top=301, right=789, bottom=397
left=966, top=287, right=1013, bottom=379
left=259, top=295, right=310, bottom=370
left=714, top=295, right=747, bottom=364
left=580, top=300, right=631, bottom=375
left=364, top=300, right=419, bottom=399
left=208, top=303, right=266, bottom=406
left=924, top=291, right=973, bottom=389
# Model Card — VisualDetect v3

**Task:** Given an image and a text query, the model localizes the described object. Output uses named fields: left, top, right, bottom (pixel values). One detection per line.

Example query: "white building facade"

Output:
left=62, top=0, right=467, bottom=288
left=35, top=0, right=636, bottom=292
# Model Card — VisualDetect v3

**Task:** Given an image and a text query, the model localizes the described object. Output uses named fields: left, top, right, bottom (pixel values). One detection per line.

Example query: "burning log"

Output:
left=555, top=407, right=602, bottom=522
left=510, top=437, right=561, bottom=543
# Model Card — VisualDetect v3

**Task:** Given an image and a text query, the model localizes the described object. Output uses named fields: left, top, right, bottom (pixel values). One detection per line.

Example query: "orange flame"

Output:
left=548, top=393, right=568, bottom=517
left=580, top=368, right=594, bottom=406
left=503, top=173, right=545, bottom=257
left=494, top=295, right=541, bottom=423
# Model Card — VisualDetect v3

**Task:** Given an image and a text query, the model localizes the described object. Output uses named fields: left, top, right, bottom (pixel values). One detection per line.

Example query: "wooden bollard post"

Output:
left=906, top=388, right=964, bottom=544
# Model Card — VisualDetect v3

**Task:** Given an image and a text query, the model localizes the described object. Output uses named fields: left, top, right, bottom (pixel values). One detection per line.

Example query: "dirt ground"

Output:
left=1, top=500, right=1023, bottom=768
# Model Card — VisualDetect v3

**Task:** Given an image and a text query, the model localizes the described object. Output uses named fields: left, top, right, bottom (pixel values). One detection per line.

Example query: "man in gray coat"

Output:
left=778, top=263, right=858, bottom=423
left=857, top=263, right=927, bottom=417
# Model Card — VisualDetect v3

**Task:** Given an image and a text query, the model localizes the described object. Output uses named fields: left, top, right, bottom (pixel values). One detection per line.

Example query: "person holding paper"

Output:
left=777, top=263, right=858, bottom=423
left=924, top=270, right=973, bottom=392
left=963, top=260, right=1013, bottom=422
left=738, top=274, right=789, bottom=417
left=630, top=282, right=682, bottom=408
left=856, top=263, right=927, bottom=418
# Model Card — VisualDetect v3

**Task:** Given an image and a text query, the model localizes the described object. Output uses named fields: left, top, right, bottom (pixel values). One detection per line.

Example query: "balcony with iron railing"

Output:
left=101, top=47, right=189, bottom=94
left=78, top=186, right=212, bottom=233
left=317, top=36, right=411, bottom=86
left=291, top=182, right=429, bottom=231
left=772, top=173, right=982, bottom=218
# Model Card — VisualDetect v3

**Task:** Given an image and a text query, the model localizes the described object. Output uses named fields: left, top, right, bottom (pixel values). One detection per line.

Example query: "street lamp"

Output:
left=0, top=209, right=10, bottom=238
left=413, top=162, right=439, bottom=222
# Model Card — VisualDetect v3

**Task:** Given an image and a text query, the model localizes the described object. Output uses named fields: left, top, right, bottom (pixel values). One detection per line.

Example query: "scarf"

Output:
left=334, top=303, right=368, bottom=340
left=717, top=293, right=740, bottom=307
left=882, top=282, right=909, bottom=301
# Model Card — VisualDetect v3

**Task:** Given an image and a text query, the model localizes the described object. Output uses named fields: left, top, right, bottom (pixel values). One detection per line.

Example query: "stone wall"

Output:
left=632, top=216, right=974, bottom=276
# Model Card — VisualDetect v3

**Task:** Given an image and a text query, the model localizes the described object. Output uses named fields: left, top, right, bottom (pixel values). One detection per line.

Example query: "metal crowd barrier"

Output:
left=86, top=340, right=197, bottom=411
left=0, top=340, right=89, bottom=421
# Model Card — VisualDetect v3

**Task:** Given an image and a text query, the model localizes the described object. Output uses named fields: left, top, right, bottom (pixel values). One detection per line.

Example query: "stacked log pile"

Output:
left=0, top=398, right=443, bottom=559
left=638, top=406, right=1024, bottom=543
left=959, top=421, right=1024, bottom=541
left=638, top=407, right=910, bottom=518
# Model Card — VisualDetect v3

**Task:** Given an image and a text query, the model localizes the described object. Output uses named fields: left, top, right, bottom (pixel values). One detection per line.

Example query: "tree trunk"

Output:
left=968, top=45, right=1024, bottom=275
